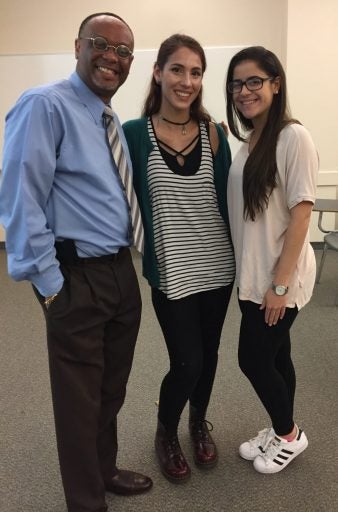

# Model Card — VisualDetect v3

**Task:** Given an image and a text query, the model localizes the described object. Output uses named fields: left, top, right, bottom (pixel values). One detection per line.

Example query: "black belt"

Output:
left=55, top=239, right=126, bottom=265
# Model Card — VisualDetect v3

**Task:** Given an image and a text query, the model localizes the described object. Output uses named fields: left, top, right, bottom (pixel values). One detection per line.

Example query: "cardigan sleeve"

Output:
left=213, top=123, right=232, bottom=226
left=123, top=118, right=160, bottom=288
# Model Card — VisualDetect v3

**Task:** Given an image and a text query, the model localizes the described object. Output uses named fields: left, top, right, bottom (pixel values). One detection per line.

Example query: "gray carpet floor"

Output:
left=0, top=248, right=337, bottom=512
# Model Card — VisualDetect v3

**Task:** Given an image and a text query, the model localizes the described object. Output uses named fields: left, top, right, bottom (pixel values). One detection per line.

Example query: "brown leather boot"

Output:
left=189, top=406, right=218, bottom=468
left=155, top=420, right=191, bottom=483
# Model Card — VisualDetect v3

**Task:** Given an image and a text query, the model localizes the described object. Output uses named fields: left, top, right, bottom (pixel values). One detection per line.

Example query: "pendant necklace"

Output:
left=159, top=115, right=191, bottom=135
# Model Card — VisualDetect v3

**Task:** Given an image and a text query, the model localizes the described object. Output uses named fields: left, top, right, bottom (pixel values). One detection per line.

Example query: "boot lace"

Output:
left=192, top=419, right=214, bottom=440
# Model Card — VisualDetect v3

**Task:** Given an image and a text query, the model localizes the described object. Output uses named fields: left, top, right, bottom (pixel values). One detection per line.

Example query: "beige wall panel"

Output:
left=286, top=0, right=338, bottom=240
left=1, top=0, right=286, bottom=57
left=287, top=0, right=338, bottom=175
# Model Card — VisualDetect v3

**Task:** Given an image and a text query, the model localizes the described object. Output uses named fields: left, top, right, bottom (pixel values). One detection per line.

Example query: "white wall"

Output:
left=286, top=0, right=338, bottom=240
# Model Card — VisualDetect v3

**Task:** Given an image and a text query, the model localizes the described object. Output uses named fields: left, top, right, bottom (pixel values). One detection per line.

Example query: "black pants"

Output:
left=152, top=284, right=233, bottom=432
left=238, top=299, right=298, bottom=436
left=34, top=248, right=141, bottom=512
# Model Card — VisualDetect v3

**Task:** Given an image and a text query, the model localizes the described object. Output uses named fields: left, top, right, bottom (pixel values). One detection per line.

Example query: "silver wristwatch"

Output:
left=271, top=283, right=288, bottom=296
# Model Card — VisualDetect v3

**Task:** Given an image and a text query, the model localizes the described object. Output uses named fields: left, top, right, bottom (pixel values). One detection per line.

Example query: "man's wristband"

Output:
left=44, top=293, right=58, bottom=309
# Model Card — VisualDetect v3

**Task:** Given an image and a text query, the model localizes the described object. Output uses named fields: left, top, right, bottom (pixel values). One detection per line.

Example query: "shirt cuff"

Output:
left=31, top=266, right=64, bottom=297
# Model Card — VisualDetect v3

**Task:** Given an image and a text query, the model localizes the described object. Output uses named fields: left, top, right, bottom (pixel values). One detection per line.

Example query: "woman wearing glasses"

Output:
left=225, top=46, right=318, bottom=473
left=123, top=34, right=235, bottom=483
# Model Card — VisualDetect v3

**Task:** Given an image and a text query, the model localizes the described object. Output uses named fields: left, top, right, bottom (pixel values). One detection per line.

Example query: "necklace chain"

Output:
left=159, top=115, right=191, bottom=135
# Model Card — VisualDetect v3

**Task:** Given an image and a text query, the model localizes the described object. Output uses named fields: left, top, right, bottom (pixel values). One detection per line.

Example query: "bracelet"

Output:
left=44, top=293, right=58, bottom=309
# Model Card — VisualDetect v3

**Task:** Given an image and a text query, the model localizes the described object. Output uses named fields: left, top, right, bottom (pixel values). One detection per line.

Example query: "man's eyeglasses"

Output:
left=80, top=36, right=133, bottom=59
left=227, top=76, right=274, bottom=94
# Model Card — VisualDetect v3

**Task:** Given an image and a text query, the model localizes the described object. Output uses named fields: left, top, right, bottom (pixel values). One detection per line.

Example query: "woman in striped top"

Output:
left=123, top=34, right=235, bottom=484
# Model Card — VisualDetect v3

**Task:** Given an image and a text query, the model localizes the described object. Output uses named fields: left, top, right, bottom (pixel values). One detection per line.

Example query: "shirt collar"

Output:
left=69, top=72, right=109, bottom=124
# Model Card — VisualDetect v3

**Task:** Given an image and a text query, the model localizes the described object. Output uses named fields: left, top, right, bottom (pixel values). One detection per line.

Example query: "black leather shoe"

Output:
left=189, top=406, right=218, bottom=468
left=155, top=420, right=191, bottom=483
left=105, top=469, right=153, bottom=496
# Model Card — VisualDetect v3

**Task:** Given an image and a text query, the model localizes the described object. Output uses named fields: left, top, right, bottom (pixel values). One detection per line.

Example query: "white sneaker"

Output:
left=239, top=428, right=275, bottom=461
left=253, top=427, right=308, bottom=474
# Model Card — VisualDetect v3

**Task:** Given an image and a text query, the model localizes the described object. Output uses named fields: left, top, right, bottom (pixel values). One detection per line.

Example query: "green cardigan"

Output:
left=123, top=117, right=232, bottom=288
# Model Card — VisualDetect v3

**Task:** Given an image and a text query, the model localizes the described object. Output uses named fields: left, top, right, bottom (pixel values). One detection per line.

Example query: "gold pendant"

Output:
left=182, top=124, right=187, bottom=135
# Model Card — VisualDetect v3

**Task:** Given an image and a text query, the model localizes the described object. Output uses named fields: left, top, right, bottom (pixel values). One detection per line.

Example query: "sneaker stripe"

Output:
left=281, top=449, right=293, bottom=455
left=273, top=458, right=284, bottom=465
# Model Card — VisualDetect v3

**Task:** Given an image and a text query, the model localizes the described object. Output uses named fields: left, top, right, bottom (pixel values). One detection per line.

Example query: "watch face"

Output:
left=275, top=285, right=287, bottom=296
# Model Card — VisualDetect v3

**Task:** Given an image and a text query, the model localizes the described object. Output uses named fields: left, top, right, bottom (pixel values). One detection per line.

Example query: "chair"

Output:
left=316, top=231, right=338, bottom=283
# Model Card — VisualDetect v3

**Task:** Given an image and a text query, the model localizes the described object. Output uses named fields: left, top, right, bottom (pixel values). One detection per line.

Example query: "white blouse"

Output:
left=227, top=123, right=318, bottom=309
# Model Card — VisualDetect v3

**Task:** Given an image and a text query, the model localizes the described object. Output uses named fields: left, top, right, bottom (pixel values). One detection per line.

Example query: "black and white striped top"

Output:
left=147, top=119, right=235, bottom=300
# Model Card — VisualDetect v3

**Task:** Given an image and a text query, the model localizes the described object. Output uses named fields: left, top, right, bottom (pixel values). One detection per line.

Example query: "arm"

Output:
left=212, top=123, right=232, bottom=226
left=261, top=201, right=313, bottom=326
left=219, top=121, right=229, bottom=138
left=0, top=93, right=64, bottom=297
left=261, top=124, right=318, bottom=325
left=123, top=118, right=160, bottom=288
left=209, top=122, right=219, bottom=155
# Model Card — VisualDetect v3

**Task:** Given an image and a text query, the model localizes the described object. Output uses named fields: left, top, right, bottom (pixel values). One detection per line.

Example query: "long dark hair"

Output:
left=142, top=34, right=211, bottom=122
left=226, top=46, right=296, bottom=221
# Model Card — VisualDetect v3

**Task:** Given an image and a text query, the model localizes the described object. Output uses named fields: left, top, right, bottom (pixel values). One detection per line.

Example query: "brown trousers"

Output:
left=34, top=248, right=141, bottom=512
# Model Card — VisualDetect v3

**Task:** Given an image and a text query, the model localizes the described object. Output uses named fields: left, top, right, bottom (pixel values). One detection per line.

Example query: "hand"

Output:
left=220, top=121, right=229, bottom=138
left=259, top=288, right=287, bottom=326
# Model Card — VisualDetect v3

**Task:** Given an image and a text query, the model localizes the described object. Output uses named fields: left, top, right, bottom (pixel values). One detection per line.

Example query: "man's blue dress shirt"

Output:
left=0, top=72, right=132, bottom=296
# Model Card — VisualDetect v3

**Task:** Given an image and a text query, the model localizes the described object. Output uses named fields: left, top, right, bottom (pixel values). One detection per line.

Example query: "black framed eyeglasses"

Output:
left=80, top=36, right=133, bottom=59
left=227, top=76, right=274, bottom=94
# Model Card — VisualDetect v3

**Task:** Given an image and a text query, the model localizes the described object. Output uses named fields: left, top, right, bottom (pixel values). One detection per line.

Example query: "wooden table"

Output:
left=313, top=198, right=338, bottom=233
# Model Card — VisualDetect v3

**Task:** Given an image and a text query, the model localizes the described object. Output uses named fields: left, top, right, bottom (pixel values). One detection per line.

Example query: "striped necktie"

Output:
left=103, top=105, right=144, bottom=254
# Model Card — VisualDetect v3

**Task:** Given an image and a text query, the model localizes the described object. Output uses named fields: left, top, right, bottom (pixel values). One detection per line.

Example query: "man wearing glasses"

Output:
left=0, top=12, right=152, bottom=512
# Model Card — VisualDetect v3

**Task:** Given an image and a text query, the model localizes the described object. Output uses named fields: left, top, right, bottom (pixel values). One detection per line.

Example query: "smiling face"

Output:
left=154, top=46, right=203, bottom=117
left=75, top=14, right=134, bottom=103
left=232, top=59, right=280, bottom=129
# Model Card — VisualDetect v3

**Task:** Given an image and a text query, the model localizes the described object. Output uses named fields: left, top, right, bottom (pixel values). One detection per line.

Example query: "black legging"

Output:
left=152, top=284, right=233, bottom=432
left=238, top=299, right=298, bottom=436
